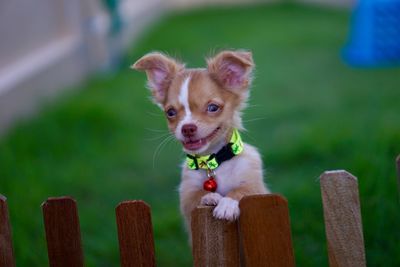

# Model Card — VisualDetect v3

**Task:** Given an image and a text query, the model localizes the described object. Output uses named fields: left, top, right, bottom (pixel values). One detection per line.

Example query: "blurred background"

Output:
left=0, top=0, right=399, bottom=266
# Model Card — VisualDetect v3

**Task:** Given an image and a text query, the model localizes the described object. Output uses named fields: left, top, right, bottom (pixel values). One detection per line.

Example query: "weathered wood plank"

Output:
left=320, top=170, right=366, bottom=267
left=191, top=206, right=240, bottom=267
left=116, top=200, right=156, bottom=267
left=42, top=197, right=84, bottom=267
left=239, top=194, right=295, bottom=267
left=0, top=195, right=16, bottom=267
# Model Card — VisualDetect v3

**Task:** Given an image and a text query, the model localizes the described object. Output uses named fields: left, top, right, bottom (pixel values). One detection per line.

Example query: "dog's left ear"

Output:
left=207, top=50, right=254, bottom=93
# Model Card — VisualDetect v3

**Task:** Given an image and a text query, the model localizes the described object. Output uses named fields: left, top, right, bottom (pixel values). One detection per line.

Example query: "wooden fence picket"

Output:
left=42, top=197, right=84, bottom=267
left=0, top=195, right=16, bottom=267
left=116, top=200, right=156, bottom=267
left=191, top=206, right=240, bottom=267
left=320, top=170, right=366, bottom=267
left=239, top=194, right=295, bottom=267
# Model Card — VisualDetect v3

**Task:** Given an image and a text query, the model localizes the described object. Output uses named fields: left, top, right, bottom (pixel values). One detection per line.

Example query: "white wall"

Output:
left=0, top=0, right=165, bottom=135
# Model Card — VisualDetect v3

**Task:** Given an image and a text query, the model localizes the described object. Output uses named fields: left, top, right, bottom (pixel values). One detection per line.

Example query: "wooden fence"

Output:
left=1, top=155, right=399, bottom=267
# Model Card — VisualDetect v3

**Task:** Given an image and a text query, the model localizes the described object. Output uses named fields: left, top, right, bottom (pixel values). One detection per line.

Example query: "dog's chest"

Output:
left=214, top=156, right=247, bottom=195
left=184, top=155, right=248, bottom=196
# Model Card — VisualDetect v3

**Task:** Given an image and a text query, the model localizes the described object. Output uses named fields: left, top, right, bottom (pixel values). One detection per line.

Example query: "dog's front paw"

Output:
left=213, top=197, right=240, bottom=221
left=201, top=192, right=222, bottom=206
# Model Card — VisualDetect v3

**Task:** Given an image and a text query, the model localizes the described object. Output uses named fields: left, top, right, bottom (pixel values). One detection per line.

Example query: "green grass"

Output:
left=1, top=3, right=400, bottom=266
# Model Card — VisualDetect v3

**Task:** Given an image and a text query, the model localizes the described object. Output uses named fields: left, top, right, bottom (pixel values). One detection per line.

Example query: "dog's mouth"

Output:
left=182, top=126, right=221, bottom=151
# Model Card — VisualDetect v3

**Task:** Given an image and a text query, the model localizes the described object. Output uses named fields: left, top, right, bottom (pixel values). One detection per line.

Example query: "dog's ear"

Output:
left=207, top=50, right=254, bottom=93
left=132, top=52, right=184, bottom=104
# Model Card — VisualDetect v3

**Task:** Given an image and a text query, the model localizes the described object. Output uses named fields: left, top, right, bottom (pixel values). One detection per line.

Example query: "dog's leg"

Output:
left=180, top=189, right=209, bottom=244
left=200, top=192, right=222, bottom=206
left=213, top=179, right=269, bottom=221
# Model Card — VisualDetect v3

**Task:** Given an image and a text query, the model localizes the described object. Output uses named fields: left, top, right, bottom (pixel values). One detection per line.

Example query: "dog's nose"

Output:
left=181, top=124, right=197, bottom=137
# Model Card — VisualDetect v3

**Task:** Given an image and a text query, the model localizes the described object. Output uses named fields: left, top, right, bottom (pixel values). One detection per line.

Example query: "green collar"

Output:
left=186, top=129, right=244, bottom=170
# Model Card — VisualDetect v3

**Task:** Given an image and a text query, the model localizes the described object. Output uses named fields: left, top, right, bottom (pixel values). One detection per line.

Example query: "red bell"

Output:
left=203, top=177, right=217, bottom=192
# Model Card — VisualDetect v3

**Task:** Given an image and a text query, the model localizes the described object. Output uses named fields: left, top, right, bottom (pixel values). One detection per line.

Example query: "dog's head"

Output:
left=133, top=50, right=254, bottom=155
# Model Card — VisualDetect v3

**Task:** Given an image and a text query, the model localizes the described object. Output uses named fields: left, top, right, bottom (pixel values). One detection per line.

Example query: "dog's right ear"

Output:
left=132, top=52, right=184, bottom=104
left=207, top=50, right=254, bottom=95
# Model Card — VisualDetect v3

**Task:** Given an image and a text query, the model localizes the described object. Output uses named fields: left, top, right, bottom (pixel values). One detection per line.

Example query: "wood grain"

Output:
left=0, top=195, right=16, bottom=267
left=320, top=170, right=366, bottom=267
left=42, top=197, right=84, bottom=267
left=191, top=206, right=240, bottom=267
left=239, top=194, right=295, bottom=267
left=116, top=200, right=156, bottom=267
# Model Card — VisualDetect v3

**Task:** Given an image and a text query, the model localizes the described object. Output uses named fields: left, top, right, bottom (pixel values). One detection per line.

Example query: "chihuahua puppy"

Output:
left=133, top=50, right=269, bottom=230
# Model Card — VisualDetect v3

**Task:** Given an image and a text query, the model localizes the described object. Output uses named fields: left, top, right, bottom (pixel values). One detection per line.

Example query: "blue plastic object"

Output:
left=343, top=0, right=400, bottom=66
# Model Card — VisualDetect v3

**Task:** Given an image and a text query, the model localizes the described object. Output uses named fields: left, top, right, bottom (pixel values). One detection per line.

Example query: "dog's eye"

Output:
left=207, top=103, right=220, bottom=113
left=166, top=108, right=177, bottom=118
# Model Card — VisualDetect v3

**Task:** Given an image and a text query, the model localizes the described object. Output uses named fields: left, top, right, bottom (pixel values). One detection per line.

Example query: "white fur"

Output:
left=201, top=192, right=222, bottom=206
left=213, top=197, right=240, bottom=221
left=178, top=76, right=191, bottom=116
left=176, top=76, right=193, bottom=138
left=214, top=144, right=262, bottom=195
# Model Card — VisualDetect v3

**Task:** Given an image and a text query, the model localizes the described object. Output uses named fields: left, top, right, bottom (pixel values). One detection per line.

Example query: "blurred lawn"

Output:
left=1, top=3, right=400, bottom=266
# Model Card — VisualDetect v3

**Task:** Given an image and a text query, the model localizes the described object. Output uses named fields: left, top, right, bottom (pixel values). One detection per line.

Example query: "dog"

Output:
left=133, top=50, right=269, bottom=232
